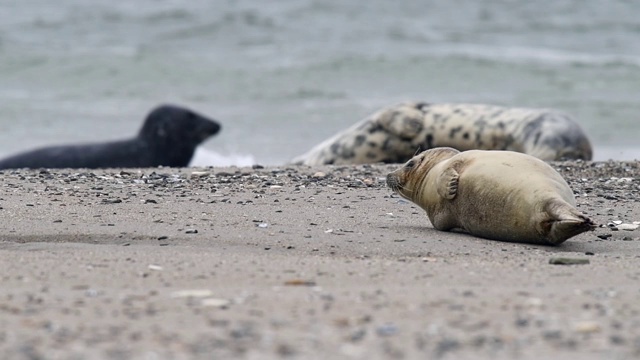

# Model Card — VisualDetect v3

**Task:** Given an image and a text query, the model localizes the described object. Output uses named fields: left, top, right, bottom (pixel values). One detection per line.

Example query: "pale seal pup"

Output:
left=292, top=102, right=592, bottom=165
left=0, top=105, right=221, bottom=170
left=386, top=147, right=595, bottom=245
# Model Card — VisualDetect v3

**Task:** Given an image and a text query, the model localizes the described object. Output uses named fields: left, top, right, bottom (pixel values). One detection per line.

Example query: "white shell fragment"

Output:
left=170, top=289, right=214, bottom=298
left=617, top=223, right=639, bottom=231
left=201, top=298, right=232, bottom=308
left=607, top=220, right=639, bottom=231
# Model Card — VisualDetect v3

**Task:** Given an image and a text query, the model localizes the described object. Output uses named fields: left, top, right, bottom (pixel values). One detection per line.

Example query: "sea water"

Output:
left=1, top=0, right=639, bottom=166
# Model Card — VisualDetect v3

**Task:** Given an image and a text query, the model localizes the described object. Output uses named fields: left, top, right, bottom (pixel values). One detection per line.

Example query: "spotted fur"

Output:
left=291, top=102, right=592, bottom=165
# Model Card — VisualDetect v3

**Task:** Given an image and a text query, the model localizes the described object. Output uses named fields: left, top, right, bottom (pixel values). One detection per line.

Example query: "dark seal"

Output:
left=0, top=105, right=221, bottom=170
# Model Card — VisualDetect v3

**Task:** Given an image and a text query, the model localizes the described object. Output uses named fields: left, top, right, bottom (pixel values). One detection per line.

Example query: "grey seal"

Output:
left=386, top=147, right=595, bottom=245
left=0, top=105, right=221, bottom=169
left=293, top=102, right=592, bottom=165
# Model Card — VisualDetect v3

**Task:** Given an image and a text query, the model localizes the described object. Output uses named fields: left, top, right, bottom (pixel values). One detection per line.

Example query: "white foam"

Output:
left=189, top=147, right=255, bottom=168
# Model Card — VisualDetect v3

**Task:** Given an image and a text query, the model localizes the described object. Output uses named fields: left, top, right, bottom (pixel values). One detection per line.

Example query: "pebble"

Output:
left=148, top=264, right=163, bottom=271
left=376, top=324, right=399, bottom=337
left=549, top=258, right=590, bottom=265
left=101, top=199, right=122, bottom=204
left=185, top=229, right=198, bottom=234
left=284, top=279, right=316, bottom=286
left=574, top=321, right=601, bottom=334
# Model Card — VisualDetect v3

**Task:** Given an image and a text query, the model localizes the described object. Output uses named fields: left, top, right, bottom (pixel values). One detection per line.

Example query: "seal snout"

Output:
left=386, top=172, right=402, bottom=193
left=199, top=117, right=222, bottom=138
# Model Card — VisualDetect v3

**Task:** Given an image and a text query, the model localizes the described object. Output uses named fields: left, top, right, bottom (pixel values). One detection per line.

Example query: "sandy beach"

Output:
left=0, top=161, right=639, bottom=359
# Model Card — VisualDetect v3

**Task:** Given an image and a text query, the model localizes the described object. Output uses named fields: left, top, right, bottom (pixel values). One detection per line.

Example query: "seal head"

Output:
left=138, top=105, right=222, bottom=167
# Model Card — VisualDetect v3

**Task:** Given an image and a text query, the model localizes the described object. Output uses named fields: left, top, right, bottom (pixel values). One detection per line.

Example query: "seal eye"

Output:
left=405, top=160, right=416, bottom=169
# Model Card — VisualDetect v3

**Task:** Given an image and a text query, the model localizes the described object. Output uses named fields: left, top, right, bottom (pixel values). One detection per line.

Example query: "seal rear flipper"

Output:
left=436, top=167, right=459, bottom=200
left=546, top=216, right=596, bottom=245
left=543, top=203, right=597, bottom=245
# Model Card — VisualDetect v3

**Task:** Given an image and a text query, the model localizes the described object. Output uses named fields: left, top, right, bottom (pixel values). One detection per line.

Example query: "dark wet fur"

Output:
left=0, top=105, right=221, bottom=169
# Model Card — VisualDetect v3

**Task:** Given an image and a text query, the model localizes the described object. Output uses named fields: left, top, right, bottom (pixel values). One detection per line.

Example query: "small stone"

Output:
left=257, top=223, right=269, bottom=228
left=284, top=279, right=316, bottom=286
left=543, top=330, right=562, bottom=340
left=349, top=329, right=366, bottom=342
left=185, top=229, right=198, bottom=234
left=148, top=264, right=163, bottom=271
left=597, top=234, right=612, bottom=239
left=101, top=199, right=122, bottom=204
left=157, top=236, right=168, bottom=240
left=312, top=172, right=326, bottom=179
left=525, top=298, right=543, bottom=308
left=549, top=258, right=590, bottom=265
left=574, top=321, right=601, bottom=334
left=376, top=324, right=398, bottom=337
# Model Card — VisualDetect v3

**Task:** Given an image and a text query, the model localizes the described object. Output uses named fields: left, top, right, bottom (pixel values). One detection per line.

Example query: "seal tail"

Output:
left=543, top=200, right=596, bottom=245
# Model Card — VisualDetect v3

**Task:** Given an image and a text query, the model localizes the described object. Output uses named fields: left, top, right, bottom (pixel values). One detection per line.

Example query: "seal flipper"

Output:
left=436, top=167, right=459, bottom=200
left=542, top=200, right=596, bottom=245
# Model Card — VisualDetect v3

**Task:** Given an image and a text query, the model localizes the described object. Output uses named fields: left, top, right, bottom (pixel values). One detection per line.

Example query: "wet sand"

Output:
left=0, top=162, right=639, bottom=359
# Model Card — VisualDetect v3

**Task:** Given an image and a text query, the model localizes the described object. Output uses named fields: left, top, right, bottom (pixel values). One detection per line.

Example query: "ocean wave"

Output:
left=423, top=44, right=640, bottom=68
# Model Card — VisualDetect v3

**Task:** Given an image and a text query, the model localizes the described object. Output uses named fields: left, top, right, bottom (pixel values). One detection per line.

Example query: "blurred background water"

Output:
left=1, top=0, right=639, bottom=166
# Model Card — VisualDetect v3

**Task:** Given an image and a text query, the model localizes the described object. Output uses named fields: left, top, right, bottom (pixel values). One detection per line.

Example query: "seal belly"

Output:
left=446, top=151, right=578, bottom=243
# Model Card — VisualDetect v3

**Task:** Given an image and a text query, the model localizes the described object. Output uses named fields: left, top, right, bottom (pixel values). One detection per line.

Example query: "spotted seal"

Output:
left=292, top=102, right=592, bottom=165
left=0, top=105, right=221, bottom=170
left=386, top=147, right=595, bottom=245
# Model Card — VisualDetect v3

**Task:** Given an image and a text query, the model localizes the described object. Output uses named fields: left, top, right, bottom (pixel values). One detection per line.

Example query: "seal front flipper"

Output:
left=436, top=167, right=459, bottom=200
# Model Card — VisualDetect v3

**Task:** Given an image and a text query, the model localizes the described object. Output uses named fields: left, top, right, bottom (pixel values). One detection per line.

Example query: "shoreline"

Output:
left=0, top=161, right=639, bottom=359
